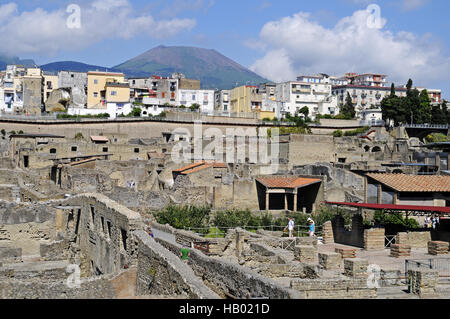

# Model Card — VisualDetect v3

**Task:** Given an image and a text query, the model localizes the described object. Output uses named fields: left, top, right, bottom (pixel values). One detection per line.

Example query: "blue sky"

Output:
left=0, top=0, right=449, bottom=97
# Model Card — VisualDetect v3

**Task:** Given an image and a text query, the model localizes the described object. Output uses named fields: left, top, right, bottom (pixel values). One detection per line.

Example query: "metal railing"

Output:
left=405, top=258, right=450, bottom=278
left=182, top=224, right=323, bottom=239
left=385, top=235, right=396, bottom=248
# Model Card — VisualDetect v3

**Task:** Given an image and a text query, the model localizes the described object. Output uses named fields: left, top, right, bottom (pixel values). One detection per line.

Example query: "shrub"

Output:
left=425, top=133, right=449, bottom=143
left=155, top=205, right=211, bottom=233
left=343, top=126, right=370, bottom=137
left=74, top=132, right=84, bottom=140
left=333, top=130, right=343, bottom=137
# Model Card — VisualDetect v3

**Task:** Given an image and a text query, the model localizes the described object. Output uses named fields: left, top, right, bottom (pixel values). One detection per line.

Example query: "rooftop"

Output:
left=256, top=176, right=321, bottom=189
left=173, top=161, right=227, bottom=175
left=366, top=173, right=450, bottom=192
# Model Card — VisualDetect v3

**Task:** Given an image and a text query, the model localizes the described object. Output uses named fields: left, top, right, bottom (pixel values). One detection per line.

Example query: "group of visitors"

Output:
left=424, top=215, right=440, bottom=230
left=283, top=217, right=316, bottom=238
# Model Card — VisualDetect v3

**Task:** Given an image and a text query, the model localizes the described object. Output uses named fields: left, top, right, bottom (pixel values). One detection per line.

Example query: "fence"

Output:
left=182, top=224, right=323, bottom=239
left=405, top=258, right=450, bottom=278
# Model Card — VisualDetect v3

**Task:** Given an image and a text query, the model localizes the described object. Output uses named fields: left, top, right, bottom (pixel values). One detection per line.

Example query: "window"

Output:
left=90, top=206, right=96, bottom=229
left=94, top=79, right=98, bottom=84
left=93, top=92, right=98, bottom=97
left=71, top=146, right=77, bottom=152
left=50, top=148, right=56, bottom=154
left=111, top=91, right=117, bottom=96
left=106, top=221, right=112, bottom=238
left=134, top=148, right=140, bottom=153
left=192, top=95, right=196, bottom=100
left=103, top=147, right=108, bottom=153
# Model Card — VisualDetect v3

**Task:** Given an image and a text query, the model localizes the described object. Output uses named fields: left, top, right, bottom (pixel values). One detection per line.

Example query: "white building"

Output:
left=67, top=102, right=132, bottom=119
left=0, top=65, right=26, bottom=113
left=332, top=85, right=407, bottom=119
left=214, top=90, right=231, bottom=112
left=178, top=89, right=215, bottom=113
left=259, top=83, right=277, bottom=113
left=275, top=74, right=337, bottom=119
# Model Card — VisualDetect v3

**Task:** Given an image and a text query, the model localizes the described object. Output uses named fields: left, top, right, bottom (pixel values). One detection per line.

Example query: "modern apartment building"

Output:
left=87, top=71, right=128, bottom=109
left=214, top=90, right=231, bottom=112
left=58, top=71, right=88, bottom=108
left=331, top=85, right=407, bottom=118
left=0, top=65, right=26, bottom=113
left=230, top=85, right=262, bottom=114
left=275, top=74, right=337, bottom=119
left=43, top=74, right=58, bottom=103
left=259, top=83, right=277, bottom=113
left=178, top=89, right=215, bottom=113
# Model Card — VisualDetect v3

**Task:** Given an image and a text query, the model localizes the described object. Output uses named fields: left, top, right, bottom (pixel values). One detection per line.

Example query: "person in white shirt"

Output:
left=284, top=218, right=295, bottom=238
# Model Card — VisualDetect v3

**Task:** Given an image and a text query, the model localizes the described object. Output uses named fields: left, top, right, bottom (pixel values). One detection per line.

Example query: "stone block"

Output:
left=0, top=247, right=22, bottom=263
left=408, top=269, right=439, bottom=298
left=335, top=248, right=356, bottom=258
left=344, top=258, right=368, bottom=278
left=294, top=245, right=316, bottom=263
left=322, top=221, right=334, bottom=244
left=427, top=241, right=449, bottom=255
left=390, top=244, right=411, bottom=258
left=318, top=252, right=341, bottom=270
left=364, top=228, right=385, bottom=251
left=298, top=237, right=318, bottom=248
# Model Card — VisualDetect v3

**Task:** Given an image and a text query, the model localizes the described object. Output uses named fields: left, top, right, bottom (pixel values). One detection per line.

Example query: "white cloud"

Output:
left=0, top=1, right=196, bottom=56
left=400, top=0, right=430, bottom=11
left=250, top=9, right=450, bottom=88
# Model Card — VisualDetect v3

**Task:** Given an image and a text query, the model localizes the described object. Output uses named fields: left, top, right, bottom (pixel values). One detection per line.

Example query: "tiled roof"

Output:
left=90, top=136, right=109, bottom=142
left=147, top=151, right=165, bottom=159
left=256, top=176, right=321, bottom=189
left=366, top=173, right=450, bottom=192
left=173, top=161, right=206, bottom=173
left=173, top=161, right=227, bottom=175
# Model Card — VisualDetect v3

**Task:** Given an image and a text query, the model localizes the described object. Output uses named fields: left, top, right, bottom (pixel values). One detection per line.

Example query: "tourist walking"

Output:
left=308, top=218, right=316, bottom=237
left=284, top=218, right=295, bottom=238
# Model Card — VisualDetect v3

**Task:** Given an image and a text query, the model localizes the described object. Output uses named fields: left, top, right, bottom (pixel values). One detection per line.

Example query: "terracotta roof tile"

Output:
left=366, top=173, right=450, bottom=192
left=173, top=161, right=227, bottom=175
left=257, top=176, right=321, bottom=189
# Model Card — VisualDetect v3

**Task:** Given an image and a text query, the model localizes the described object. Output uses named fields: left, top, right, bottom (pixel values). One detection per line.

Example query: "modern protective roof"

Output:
left=173, top=161, right=227, bottom=175
left=90, top=136, right=109, bottom=143
left=325, top=201, right=450, bottom=215
left=256, top=176, right=321, bottom=189
left=366, top=173, right=450, bottom=193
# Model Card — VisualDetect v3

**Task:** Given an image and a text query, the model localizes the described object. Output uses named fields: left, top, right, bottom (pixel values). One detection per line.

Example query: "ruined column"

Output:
left=293, top=191, right=298, bottom=212
left=284, top=193, right=288, bottom=211
left=265, top=190, right=269, bottom=212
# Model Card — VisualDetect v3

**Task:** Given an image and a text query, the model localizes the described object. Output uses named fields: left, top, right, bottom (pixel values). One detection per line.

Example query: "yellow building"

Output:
left=230, top=85, right=262, bottom=114
left=87, top=71, right=127, bottom=108
left=43, top=74, right=58, bottom=102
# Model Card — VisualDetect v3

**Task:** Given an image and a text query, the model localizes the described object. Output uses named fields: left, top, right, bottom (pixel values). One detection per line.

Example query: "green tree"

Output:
left=128, top=107, right=142, bottom=117
left=390, top=83, right=396, bottom=97
left=418, top=89, right=432, bottom=124
left=339, top=92, right=356, bottom=119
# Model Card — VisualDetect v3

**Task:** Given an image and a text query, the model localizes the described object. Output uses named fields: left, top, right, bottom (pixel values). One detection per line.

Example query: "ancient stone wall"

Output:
left=134, top=230, right=219, bottom=299
left=290, top=278, right=376, bottom=299
left=396, top=232, right=432, bottom=249
left=59, top=193, right=143, bottom=276
left=332, top=214, right=365, bottom=248
left=154, top=236, right=301, bottom=299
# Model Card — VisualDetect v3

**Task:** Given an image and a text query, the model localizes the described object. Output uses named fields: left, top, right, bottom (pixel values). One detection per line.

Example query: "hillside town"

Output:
left=0, top=55, right=450, bottom=300
left=0, top=65, right=443, bottom=125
